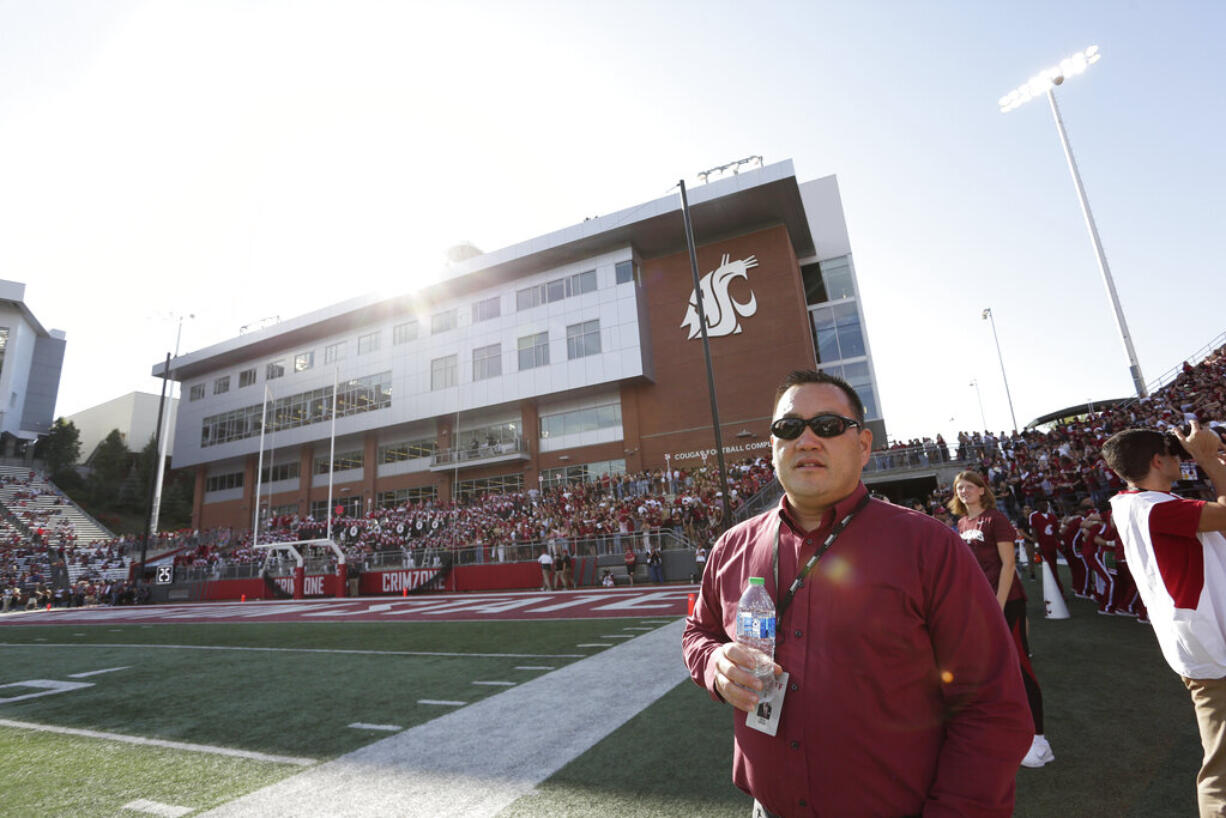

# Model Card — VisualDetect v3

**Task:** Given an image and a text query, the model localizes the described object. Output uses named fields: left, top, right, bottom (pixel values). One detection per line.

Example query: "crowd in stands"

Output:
left=3, top=342, right=1222, bottom=608
left=169, top=456, right=779, bottom=576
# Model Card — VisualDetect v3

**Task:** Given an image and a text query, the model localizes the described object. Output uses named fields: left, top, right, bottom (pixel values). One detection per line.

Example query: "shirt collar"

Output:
left=776, top=482, right=869, bottom=536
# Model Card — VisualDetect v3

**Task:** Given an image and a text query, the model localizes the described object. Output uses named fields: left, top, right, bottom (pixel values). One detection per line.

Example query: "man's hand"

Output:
left=711, top=642, right=782, bottom=714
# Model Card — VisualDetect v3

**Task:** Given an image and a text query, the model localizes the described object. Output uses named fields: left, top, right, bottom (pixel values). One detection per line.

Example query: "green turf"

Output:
left=0, top=725, right=298, bottom=817
left=0, top=581, right=1209, bottom=816
left=0, top=620, right=661, bottom=758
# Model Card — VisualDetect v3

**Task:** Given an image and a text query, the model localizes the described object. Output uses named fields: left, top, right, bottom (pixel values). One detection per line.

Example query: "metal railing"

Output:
left=865, top=444, right=968, bottom=473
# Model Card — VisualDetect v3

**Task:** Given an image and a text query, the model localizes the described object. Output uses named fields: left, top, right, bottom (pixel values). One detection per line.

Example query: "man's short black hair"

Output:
left=1101, top=428, right=1167, bottom=483
left=773, top=369, right=866, bottom=424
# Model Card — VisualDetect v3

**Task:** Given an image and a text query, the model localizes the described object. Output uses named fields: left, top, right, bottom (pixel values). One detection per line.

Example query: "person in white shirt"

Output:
left=1103, top=420, right=1226, bottom=818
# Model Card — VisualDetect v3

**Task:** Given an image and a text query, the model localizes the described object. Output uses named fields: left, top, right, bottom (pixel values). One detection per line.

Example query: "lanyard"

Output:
left=771, top=493, right=871, bottom=621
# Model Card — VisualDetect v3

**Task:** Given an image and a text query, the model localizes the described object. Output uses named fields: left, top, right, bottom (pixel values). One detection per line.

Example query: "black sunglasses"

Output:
left=770, top=414, right=862, bottom=440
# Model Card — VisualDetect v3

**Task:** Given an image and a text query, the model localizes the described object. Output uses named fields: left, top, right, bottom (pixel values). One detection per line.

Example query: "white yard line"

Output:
left=121, top=799, right=192, bottom=817
left=0, top=718, right=316, bottom=766
left=417, top=699, right=466, bottom=706
left=0, top=642, right=584, bottom=659
left=198, top=619, right=689, bottom=818
left=575, top=643, right=612, bottom=648
left=67, top=666, right=130, bottom=678
left=513, top=666, right=554, bottom=671
left=348, top=723, right=403, bottom=732
left=470, top=681, right=514, bottom=686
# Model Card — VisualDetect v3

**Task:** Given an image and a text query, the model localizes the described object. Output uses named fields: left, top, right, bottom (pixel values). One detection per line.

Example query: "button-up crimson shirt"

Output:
left=682, top=484, right=1032, bottom=817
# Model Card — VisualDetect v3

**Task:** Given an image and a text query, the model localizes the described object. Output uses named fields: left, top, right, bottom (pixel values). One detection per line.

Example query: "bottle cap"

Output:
left=748, top=577, right=764, bottom=585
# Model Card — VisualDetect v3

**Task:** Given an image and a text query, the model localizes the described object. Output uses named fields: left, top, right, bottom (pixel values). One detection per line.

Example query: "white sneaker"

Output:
left=1021, top=735, right=1053, bottom=768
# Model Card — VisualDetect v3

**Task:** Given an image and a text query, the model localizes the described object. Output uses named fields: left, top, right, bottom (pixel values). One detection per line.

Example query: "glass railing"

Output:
left=432, top=437, right=529, bottom=466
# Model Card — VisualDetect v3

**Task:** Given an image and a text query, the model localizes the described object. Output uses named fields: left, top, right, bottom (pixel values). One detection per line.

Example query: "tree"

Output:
left=89, top=429, right=131, bottom=508
left=36, top=418, right=81, bottom=478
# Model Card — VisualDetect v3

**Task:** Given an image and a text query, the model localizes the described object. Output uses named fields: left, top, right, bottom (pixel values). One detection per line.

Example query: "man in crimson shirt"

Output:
left=682, top=370, right=1031, bottom=817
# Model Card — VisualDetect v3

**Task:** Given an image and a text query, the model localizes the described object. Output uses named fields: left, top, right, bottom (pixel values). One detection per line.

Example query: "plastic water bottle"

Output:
left=736, top=577, right=776, bottom=687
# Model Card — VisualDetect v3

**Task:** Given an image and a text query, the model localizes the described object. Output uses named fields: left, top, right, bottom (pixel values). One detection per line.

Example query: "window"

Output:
left=431, top=310, right=456, bottom=335
left=566, top=320, right=601, bottom=360
left=820, top=361, right=878, bottom=419
left=811, top=302, right=865, bottom=364
left=431, top=355, right=457, bottom=390
left=205, top=472, right=244, bottom=492
left=266, top=360, right=286, bottom=380
left=820, top=256, right=855, bottom=301
left=541, top=458, right=626, bottom=490
left=270, top=503, right=300, bottom=517
left=615, top=260, right=635, bottom=285
left=473, top=343, right=501, bottom=381
left=199, top=373, right=391, bottom=448
left=213, top=376, right=230, bottom=395
left=471, top=296, right=500, bottom=323
left=517, top=332, right=549, bottom=370
left=311, top=498, right=361, bottom=519
left=294, top=351, right=314, bottom=372
left=393, top=321, right=418, bottom=345
left=358, top=331, right=380, bottom=355
left=314, top=450, right=364, bottom=475
left=456, top=473, right=524, bottom=502
left=377, top=487, right=438, bottom=509
left=379, top=438, right=438, bottom=463
left=260, top=462, right=300, bottom=483
left=189, top=384, right=205, bottom=401
left=324, top=342, right=345, bottom=364
left=516, top=269, right=599, bottom=311
left=239, top=368, right=257, bottom=388
left=540, top=403, right=622, bottom=439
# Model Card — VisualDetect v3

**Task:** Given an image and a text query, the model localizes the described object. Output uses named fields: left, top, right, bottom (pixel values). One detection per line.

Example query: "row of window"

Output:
left=201, top=373, right=392, bottom=447
left=188, top=261, right=636, bottom=402
left=197, top=317, right=607, bottom=405
left=205, top=472, right=244, bottom=492
left=427, top=320, right=602, bottom=391
left=260, top=462, right=300, bottom=483
left=378, top=487, right=439, bottom=509
left=379, top=438, right=438, bottom=464
left=540, top=458, right=626, bottom=491
left=314, top=450, right=364, bottom=474
left=456, top=473, right=524, bottom=502
left=539, top=403, right=621, bottom=439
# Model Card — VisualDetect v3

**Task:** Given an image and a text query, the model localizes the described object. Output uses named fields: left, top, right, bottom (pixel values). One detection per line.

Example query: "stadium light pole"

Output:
left=999, top=46, right=1147, bottom=397
left=981, top=308, right=1018, bottom=432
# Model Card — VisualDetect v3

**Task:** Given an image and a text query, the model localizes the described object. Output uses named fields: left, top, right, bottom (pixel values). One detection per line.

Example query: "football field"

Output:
left=0, top=578, right=1206, bottom=817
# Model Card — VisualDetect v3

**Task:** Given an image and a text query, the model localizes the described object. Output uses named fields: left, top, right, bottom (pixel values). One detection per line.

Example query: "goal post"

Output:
left=254, top=538, right=346, bottom=599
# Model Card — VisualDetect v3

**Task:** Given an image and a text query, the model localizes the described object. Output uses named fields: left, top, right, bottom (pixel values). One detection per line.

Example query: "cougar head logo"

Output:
left=680, top=254, right=759, bottom=340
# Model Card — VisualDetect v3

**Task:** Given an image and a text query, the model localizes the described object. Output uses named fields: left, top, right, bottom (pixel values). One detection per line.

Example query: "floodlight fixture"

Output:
left=999, top=46, right=1100, bottom=113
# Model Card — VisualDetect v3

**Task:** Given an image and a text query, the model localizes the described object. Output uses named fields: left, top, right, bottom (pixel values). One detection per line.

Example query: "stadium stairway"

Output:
left=0, top=465, right=115, bottom=545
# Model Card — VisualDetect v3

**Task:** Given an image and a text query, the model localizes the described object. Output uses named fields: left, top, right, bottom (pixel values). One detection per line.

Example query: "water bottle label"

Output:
left=739, top=612, right=775, bottom=639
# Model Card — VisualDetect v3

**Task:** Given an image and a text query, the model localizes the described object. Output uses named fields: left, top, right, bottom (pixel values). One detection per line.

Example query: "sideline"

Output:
left=0, top=642, right=585, bottom=659
left=199, top=619, right=688, bottom=817
left=0, top=718, right=317, bottom=766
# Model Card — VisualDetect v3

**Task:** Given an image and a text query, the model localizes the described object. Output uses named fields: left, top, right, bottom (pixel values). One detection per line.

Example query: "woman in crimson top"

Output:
left=948, top=469, right=1055, bottom=770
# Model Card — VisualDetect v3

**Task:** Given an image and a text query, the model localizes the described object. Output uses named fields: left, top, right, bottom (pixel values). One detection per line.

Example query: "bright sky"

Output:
left=4, top=0, right=1222, bottom=446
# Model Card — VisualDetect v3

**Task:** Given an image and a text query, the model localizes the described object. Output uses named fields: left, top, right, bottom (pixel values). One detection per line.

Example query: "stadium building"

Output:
left=155, top=160, right=886, bottom=531
left=0, top=279, right=66, bottom=457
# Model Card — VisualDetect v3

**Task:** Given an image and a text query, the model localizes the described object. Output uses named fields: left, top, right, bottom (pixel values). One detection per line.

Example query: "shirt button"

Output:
left=793, top=629, right=802, bottom=638
left=791, top=741, right=800, bottom=750
left=799, top=800, right=807, bottom=807
left=790, top=683, right=799, bottom=691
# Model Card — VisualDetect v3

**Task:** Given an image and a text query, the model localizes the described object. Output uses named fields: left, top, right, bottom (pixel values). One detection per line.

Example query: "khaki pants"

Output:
left=1184, top=675, right=1226, bottom=818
